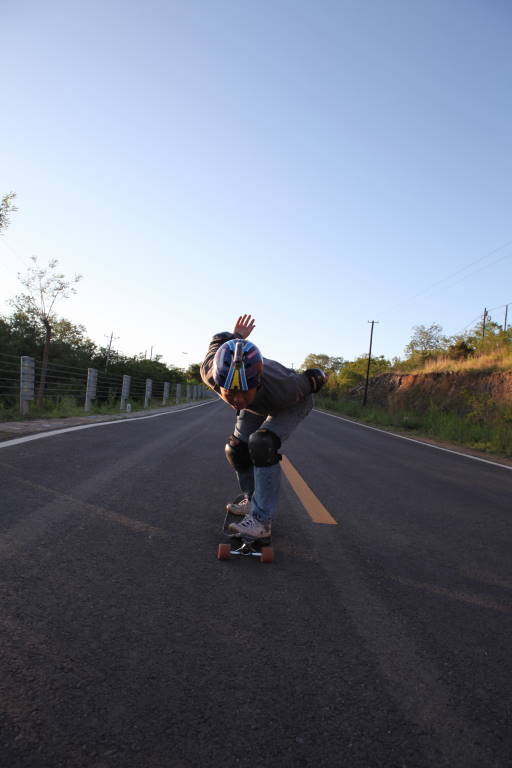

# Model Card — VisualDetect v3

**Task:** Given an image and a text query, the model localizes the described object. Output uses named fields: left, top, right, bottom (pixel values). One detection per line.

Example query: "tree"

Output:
left=467, top=315, right=511, bottom=355
left=186, top=363, right=202, bottom=383
left=11, top=257, right=83, bottom=405
left=445, top=337, right=475, bottom=360
left=0, top=192, right=17, bottom=233
left=300, top=354, right=345, bottom=374
left=336, top=354, right=392, bottom=390
left=0, top=310, right=43, bottom=357
left=49, top=319, right=97, bottom=366
left=404, top=323, right=446, bottom=363
left=96, top=350, right=187, bottom=386
left=300, top=352, right=392, bottom=392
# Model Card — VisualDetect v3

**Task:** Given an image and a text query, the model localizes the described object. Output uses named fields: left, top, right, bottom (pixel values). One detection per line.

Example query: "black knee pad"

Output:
left=225, top=434, right=252, bottom=472
left=248, top=429, right=282, bottom=467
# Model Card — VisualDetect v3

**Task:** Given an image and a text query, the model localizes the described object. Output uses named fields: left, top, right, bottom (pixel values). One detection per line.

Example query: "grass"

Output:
left=0, top=395, right=201, bottom=422
left=315, top=395, right=512, bottom=458
left=406, top=348, right=512, bottom=375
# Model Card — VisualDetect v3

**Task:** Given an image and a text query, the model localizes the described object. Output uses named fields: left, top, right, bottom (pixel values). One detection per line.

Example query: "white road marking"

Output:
left=0, top=401, right=216, bottom=449
left=314, top=408, right=512, bottom=472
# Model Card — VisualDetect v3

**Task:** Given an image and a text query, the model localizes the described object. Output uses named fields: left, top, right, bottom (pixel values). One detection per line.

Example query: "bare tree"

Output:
left=11, top=256, right=83, bottom=405
left=0, top=192, right=17, bottom=233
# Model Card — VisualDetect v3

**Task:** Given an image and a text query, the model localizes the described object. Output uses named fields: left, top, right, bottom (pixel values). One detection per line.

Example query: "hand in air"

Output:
left=233, top=314, right=256, bottom=339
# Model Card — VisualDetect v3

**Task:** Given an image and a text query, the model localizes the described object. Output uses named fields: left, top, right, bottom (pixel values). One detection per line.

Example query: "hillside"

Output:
left=351, top=370, right=512, bottom=414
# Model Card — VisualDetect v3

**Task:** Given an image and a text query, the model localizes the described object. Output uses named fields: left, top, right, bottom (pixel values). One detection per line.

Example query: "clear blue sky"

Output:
left=1, top=0, right=511, bottom=369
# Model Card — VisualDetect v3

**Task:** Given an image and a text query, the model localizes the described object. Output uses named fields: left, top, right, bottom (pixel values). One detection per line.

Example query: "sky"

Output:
left=1, top=0, right=511, bottom=370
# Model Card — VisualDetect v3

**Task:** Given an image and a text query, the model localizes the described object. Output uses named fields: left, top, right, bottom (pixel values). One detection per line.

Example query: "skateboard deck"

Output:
left=217, top=495, right=274, bottom=563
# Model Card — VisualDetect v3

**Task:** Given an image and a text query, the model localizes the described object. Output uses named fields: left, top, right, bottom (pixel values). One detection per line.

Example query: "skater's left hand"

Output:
left=233, top=314, right=255, bottom=339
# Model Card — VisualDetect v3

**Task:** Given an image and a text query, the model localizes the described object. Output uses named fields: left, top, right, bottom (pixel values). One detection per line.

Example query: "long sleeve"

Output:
left=200, top=330, right=313, bottom=413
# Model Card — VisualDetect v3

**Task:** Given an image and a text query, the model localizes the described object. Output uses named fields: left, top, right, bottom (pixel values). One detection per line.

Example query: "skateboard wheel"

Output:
left=260, top=546, right=273, bottom=564
left=217, top=543, right=231, bottom=561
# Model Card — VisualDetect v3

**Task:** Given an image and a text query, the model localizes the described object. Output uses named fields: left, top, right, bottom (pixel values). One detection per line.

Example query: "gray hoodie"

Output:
left=200, top=332, right=312, bottom=416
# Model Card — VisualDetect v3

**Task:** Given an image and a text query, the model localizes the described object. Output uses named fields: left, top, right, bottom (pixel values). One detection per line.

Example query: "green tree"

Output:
left=0, top=310, right=43, bottom=357
left=467, top=315, right=511, bottom=355
left=0, top=192, right=17, bottom=233
left=97, top=350, right=186, bottom=387
left=49, top=319, right=97, bottom=367
left=404, top=323, right=447, bottom=364
left=445, top=336, right=475, bottom=360
left=300, top=354, right=344, bottom=374
left=11, top=257, right=83, bottom=405
left=336, top=354, right=392, bottom=390
left=186, top=363, right=202, bottom=383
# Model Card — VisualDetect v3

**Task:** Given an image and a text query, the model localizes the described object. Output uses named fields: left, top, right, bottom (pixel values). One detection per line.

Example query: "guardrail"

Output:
left=0, top=353, right=212, bottom=416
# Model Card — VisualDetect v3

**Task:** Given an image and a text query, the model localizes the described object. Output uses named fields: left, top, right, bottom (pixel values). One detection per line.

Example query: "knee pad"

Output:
left=225, top=435, right=252, bottom=472
left=248, top=429, right=282, bottom=467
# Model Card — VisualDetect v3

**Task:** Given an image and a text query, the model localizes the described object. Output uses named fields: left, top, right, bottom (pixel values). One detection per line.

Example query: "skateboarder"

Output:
left=200, top=314, right=326, bottom=540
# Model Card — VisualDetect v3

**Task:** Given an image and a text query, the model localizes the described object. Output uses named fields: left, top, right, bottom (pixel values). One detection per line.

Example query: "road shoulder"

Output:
left=0, top=401, right=212, bottom=442
left=314, top=406, right=512, bottom=469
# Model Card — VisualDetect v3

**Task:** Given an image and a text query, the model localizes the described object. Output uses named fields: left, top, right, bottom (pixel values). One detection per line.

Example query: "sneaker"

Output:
left=228, top=514, right=271, bottom=540
left=226, top=496, right=251, bottom=516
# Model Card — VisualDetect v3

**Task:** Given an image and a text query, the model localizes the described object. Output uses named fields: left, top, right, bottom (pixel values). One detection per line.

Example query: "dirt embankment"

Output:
left=351, top=371, right=512, bottom=414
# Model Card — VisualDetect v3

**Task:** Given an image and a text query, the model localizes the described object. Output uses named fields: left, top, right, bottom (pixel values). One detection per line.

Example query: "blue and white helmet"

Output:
left=213, top=339, right=263, bottom=391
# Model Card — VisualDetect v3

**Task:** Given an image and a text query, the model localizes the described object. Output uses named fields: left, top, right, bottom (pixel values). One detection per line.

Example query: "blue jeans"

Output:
left=233, top=398, right=313, bottom=524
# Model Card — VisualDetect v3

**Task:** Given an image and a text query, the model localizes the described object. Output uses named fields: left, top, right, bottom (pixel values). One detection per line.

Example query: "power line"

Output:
left=379, top=237, right=512, bottom=318
left=409, top=238, right=512, bottom=302
left=461, top=301, right=512, bottom=334
left=487, top=300, right=512, bottom=313
left=433, top=249, right=512, bottom=296
left=0, top=237, right=34, bottom=268
left=462, top=313, right=484, bottom=332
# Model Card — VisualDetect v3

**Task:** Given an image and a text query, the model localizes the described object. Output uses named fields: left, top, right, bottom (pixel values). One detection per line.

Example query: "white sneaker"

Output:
left=228, top=514, right=271, bottom=540
left=226, top=496, right=251, bottom=516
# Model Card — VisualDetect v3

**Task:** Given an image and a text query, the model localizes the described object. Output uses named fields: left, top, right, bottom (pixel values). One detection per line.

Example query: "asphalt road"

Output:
left=0, top=400, right=511, bottom=768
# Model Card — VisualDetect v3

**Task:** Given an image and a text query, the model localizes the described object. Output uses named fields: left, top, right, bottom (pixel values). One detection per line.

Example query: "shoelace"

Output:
left=240, top=515, right=258, bottom=529
left=240, top=516, right=269, bottom=533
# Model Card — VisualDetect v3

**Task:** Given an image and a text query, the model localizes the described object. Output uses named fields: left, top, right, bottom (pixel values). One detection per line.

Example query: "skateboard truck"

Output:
left=217, top=538, right=274, bottom=563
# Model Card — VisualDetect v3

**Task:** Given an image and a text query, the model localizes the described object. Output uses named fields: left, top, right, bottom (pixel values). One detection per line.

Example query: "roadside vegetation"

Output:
left=313, top=395, right=512, bottom=457
left=0, top=394, right=198, bottom=423
left=0, top=193, right=205, bottom=421
left=302, top=317, right=512, bottom=458
left=0, top=309, right=203, bottom=420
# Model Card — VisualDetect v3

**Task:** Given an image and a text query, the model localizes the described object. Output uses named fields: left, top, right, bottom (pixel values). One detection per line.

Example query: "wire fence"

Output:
left=0, top=353, right=212, bottom=417
left=34, top=360, right=89, bottom=401
left=0, top=352, right=21, bottom=406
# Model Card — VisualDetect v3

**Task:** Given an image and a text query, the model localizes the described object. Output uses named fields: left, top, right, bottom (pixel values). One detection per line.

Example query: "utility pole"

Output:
left=104, top=331, right=120, bottom=374
left=504, top=304, right=509, bottom=332
left=482, top=308, right=488, bottom=338
left=363, top=320, right=379, bottom=406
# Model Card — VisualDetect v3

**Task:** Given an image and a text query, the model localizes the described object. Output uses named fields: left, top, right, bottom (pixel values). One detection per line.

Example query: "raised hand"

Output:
left=233, top=314, right=256, bottom=339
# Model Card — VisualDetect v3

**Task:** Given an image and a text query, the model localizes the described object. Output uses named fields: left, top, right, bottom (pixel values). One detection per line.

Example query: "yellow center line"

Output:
left=0, top=462, right=169, bottom=541
left=95, top=509, right=169, bottom=538
left=281, top=455, right=337, bottom=525
left=395, top=576, right=512, bottom=615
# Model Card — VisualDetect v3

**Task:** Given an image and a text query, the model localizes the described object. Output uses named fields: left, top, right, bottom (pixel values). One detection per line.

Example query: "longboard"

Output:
left=217, top=496, right=274, bottom=563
